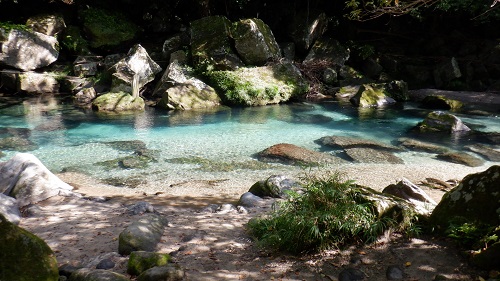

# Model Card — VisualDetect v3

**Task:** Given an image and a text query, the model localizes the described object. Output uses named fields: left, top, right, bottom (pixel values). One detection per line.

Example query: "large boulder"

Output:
left=303, top=37, right=350, bottom=67
left=431, top=165, right=500, bottom=227
left=1, top=70, right=60, bottom=94
left=127, top=251, right=171, bottom=276
left=111, top=44, right=162, bottom=94
left=349, top=81, right=408, bottom=108
left=0, top=193, right=21, bottom=225
left=416, top=111, right=471, bottom=133
left=0, top=214, right=59, bottom=281
left=232, top=18, right=281, bottom=66
left=434, top=57, right=462, bottom=88
left=256, top=143, right=347, bottom=166
left=137, top=265, right=185, bottom=281
left=383, top=178, right=437, bottom=215
left=154, top=61, right=221, bottom=110
left=92, top=92, right=145, bottom=112
left=79, top=7, right=139, bottom=49
left=190, top=16, right=243, bottom=71
left=0, top=28, right=59, bottom=71
left=118, top=214, right=168, bottom=255
left=0, top=153, right=74, bottom=208
left=206, top=62, right=309, bottom=106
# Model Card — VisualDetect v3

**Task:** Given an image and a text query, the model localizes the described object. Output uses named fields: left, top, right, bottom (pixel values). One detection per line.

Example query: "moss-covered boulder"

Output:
left=137, top=265, right=185, bottom=281
left=417, top=111, right=471, bottom=133
left=127, top=251, right=171, bottom=276
left=118, top=214, right=168, bottom=255
left=190, top=16, right=243, bottom=71
left=92, top=92, right=145, bottom=112
left=80, top=7, right=139, bottom=49
left=430, top=165, right=500, bottom=227
left=349, top=81, right=408, bottom=108
left=232, top=18, right=281, bottom=66
left=154, top=61, right=221, bottom=110
left=206, top=62, right=309, bottom=106
left=0, top=214, right=59, bottom=281
left=303, top=37, right=350, bottom=67
left=420, top=95, right=463, bottom=110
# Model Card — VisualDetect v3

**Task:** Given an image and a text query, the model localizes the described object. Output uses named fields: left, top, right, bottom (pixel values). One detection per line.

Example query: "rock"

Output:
left=127, top=251, right=171, bottom=276
left=322, top=68, right=338, bottom=85
left=92, top=92, right=145, bottom=112
left=68, top=268, right=129, bottom=281
left=232, top=18, right=281, bottom=66
left=216, top=203, right=237, bottom=214
left=0, top=193, right=21, bottom=225
left=60, top=25, right=92, bottom=56
left=303, top=37, right=350, bottom=67
left=127, top=201, right=156, bottom=215
left=338, top=267, right=365, bottom=281
left=420, top=95, right=463, bottom=110
left=344, top=147, right=404, bottom=164
left=26, top=14, right=66, bottom=36
left=0, top=153, right=74, bottom=207
left=162, top=34, right=184, bottom=62
left=199, top=204, right=219, bottom=213
left=431, top=165, right=500, bottom=227
left=466, top=144, right=500, bottom=161
left=280, top=42, right=295, bottom=60
left=417, top=111, right=471, bottom=133
left=104, top=140, right=147, bottom=152
left=154, top=61, right=221, bottom=110
left=111, top=44, right=162, bottom=94
left=383, top=178, right=437, bottom=215
left=137, top=265, right=185, bottom=281
left=248, top=175, right=302, bottom=198
left=206, top=62, right=309, bottom=106
left=73, top=56, right=100, bottom=77
left=0, top=28, right=59, bottom=71
left=436, top=151, right=485, bottom=167
left=288, top=12, right=328, bottom=53
left=190, top=16, right=243, bottom=71
left=318, top=135, right=402, bottom=152
left=397, top=137, right=450, bottom=154
left=386, top=265, right=404, bottom=280
left=434, top=57, right=461, bottom=88
left=118, top=214, right=168, bottom=255
left=95, top=258, right=115, bottom=270
left=59, top=264, right=82, bottom=278
left=74, top=87, right=97, bottom=105
left=349, top=83, right=396, bottom=108
left=0, top=70, right=60, bottom=94
left=257, top=143, right=347, bottom=166
left=0, top=135, right=38, bottom=151
left=470, top=241, right=500, bottom=270
left=79, top=7, right=139, bottom=49
left=0, top=214, right=59, bottom=281
left=238, top=192, right=266, bottom=208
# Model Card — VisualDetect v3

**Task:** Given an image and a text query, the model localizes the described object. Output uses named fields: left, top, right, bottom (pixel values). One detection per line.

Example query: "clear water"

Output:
left=1, top=95, right=499, bottom=191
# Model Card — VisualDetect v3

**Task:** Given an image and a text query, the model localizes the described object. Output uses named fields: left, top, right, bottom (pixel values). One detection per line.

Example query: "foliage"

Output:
left=0, top=21, right=29, bottom=33
left=247, top=172, right=408, bottom=254
left=445, top=217, right=499, bottom=249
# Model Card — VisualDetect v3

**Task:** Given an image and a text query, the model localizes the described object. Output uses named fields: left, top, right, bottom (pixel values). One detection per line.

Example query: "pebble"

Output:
left=386, top=265, right=404, bottom=280
left=96, top=258, right=115, bottom=270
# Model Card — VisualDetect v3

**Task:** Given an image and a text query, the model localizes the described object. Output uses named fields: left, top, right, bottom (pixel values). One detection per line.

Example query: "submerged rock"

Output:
left=436, top=151, right=485, bottom=167
left=0, top=136, right=38, bottom=152
left=344, top=147, right=404, bottom=164
left=318, top=135, right=402, bottom=152
left=257, top=143, right=346, bottom=166
left=396, top=137, right=449, bottom=154
left=465, top=144, right=500, bottom=162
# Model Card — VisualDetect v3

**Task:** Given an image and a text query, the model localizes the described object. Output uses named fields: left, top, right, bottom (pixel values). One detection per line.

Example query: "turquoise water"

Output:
left=1, top=95, right=499, bottom=190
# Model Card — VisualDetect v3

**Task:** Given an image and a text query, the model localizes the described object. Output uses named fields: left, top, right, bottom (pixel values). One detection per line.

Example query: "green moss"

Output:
left=0, top=21, right=29, bottom=33
left=127, top=251, right=171, bottom=276
left=60, top=25, right=92, bottom=55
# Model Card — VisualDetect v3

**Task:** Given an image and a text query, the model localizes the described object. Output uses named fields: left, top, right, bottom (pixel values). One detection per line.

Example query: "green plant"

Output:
left=247, top=172, right=401, bottom=254
left=445, top=218, right=499, bottom=249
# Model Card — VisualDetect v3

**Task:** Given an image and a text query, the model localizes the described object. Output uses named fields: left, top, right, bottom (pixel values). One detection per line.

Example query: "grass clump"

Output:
left=247, top=172, right=400, bottom=254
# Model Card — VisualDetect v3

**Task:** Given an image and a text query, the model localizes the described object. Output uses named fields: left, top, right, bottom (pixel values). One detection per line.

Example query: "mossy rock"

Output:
left=0, top=215, right=59, bottom=281
left=92, top=92, right=145, bottom=112
left=127, top=251, right=171, bottom=276
left=421, top=95, right=463, bottom=110
left=206, top=62, right=309, bottom=106
left=69, top=268, right=129, bottom=281
left=417, top=111, right=470, bottom=133
left=80, top=7, right=139, bottom=49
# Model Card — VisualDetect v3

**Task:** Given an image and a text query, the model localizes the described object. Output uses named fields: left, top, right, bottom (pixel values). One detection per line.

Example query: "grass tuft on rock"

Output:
left=247, top=172, right=409, bottom=254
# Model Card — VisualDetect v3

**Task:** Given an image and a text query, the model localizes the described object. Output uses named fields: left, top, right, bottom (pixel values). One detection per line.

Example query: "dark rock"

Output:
left=421, top=95, right=463, bottom=110
left=344, top=147, right=404, bottom=164
left=0, top=214, right=59, bottom=281
left=386, top=265, right=404, bottom=280
left=303, top=37, right=350, bottom=67
left=127, top=251, right=171, bottom=276
left=238, top=192, right=266, bottom=208
left=470, top=241, right=500, bottom=270
left=95, top=258, right=115, bottom=270
left=257, top=143, right=347, bottom=166
left=249, top=175, right=302, bottom=198
left=436, top=151, right=485, bottom=167
left=137, top=265, right=185, bottom=281
left=338, top=267, right=365, bottom=281
left=59, top=264, right=82, bottom=277
left=434, top=57, right=462, bottom=88
left=26, top=14, right=66, bottom=36
left=288, top=12, right=328, bottom=53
